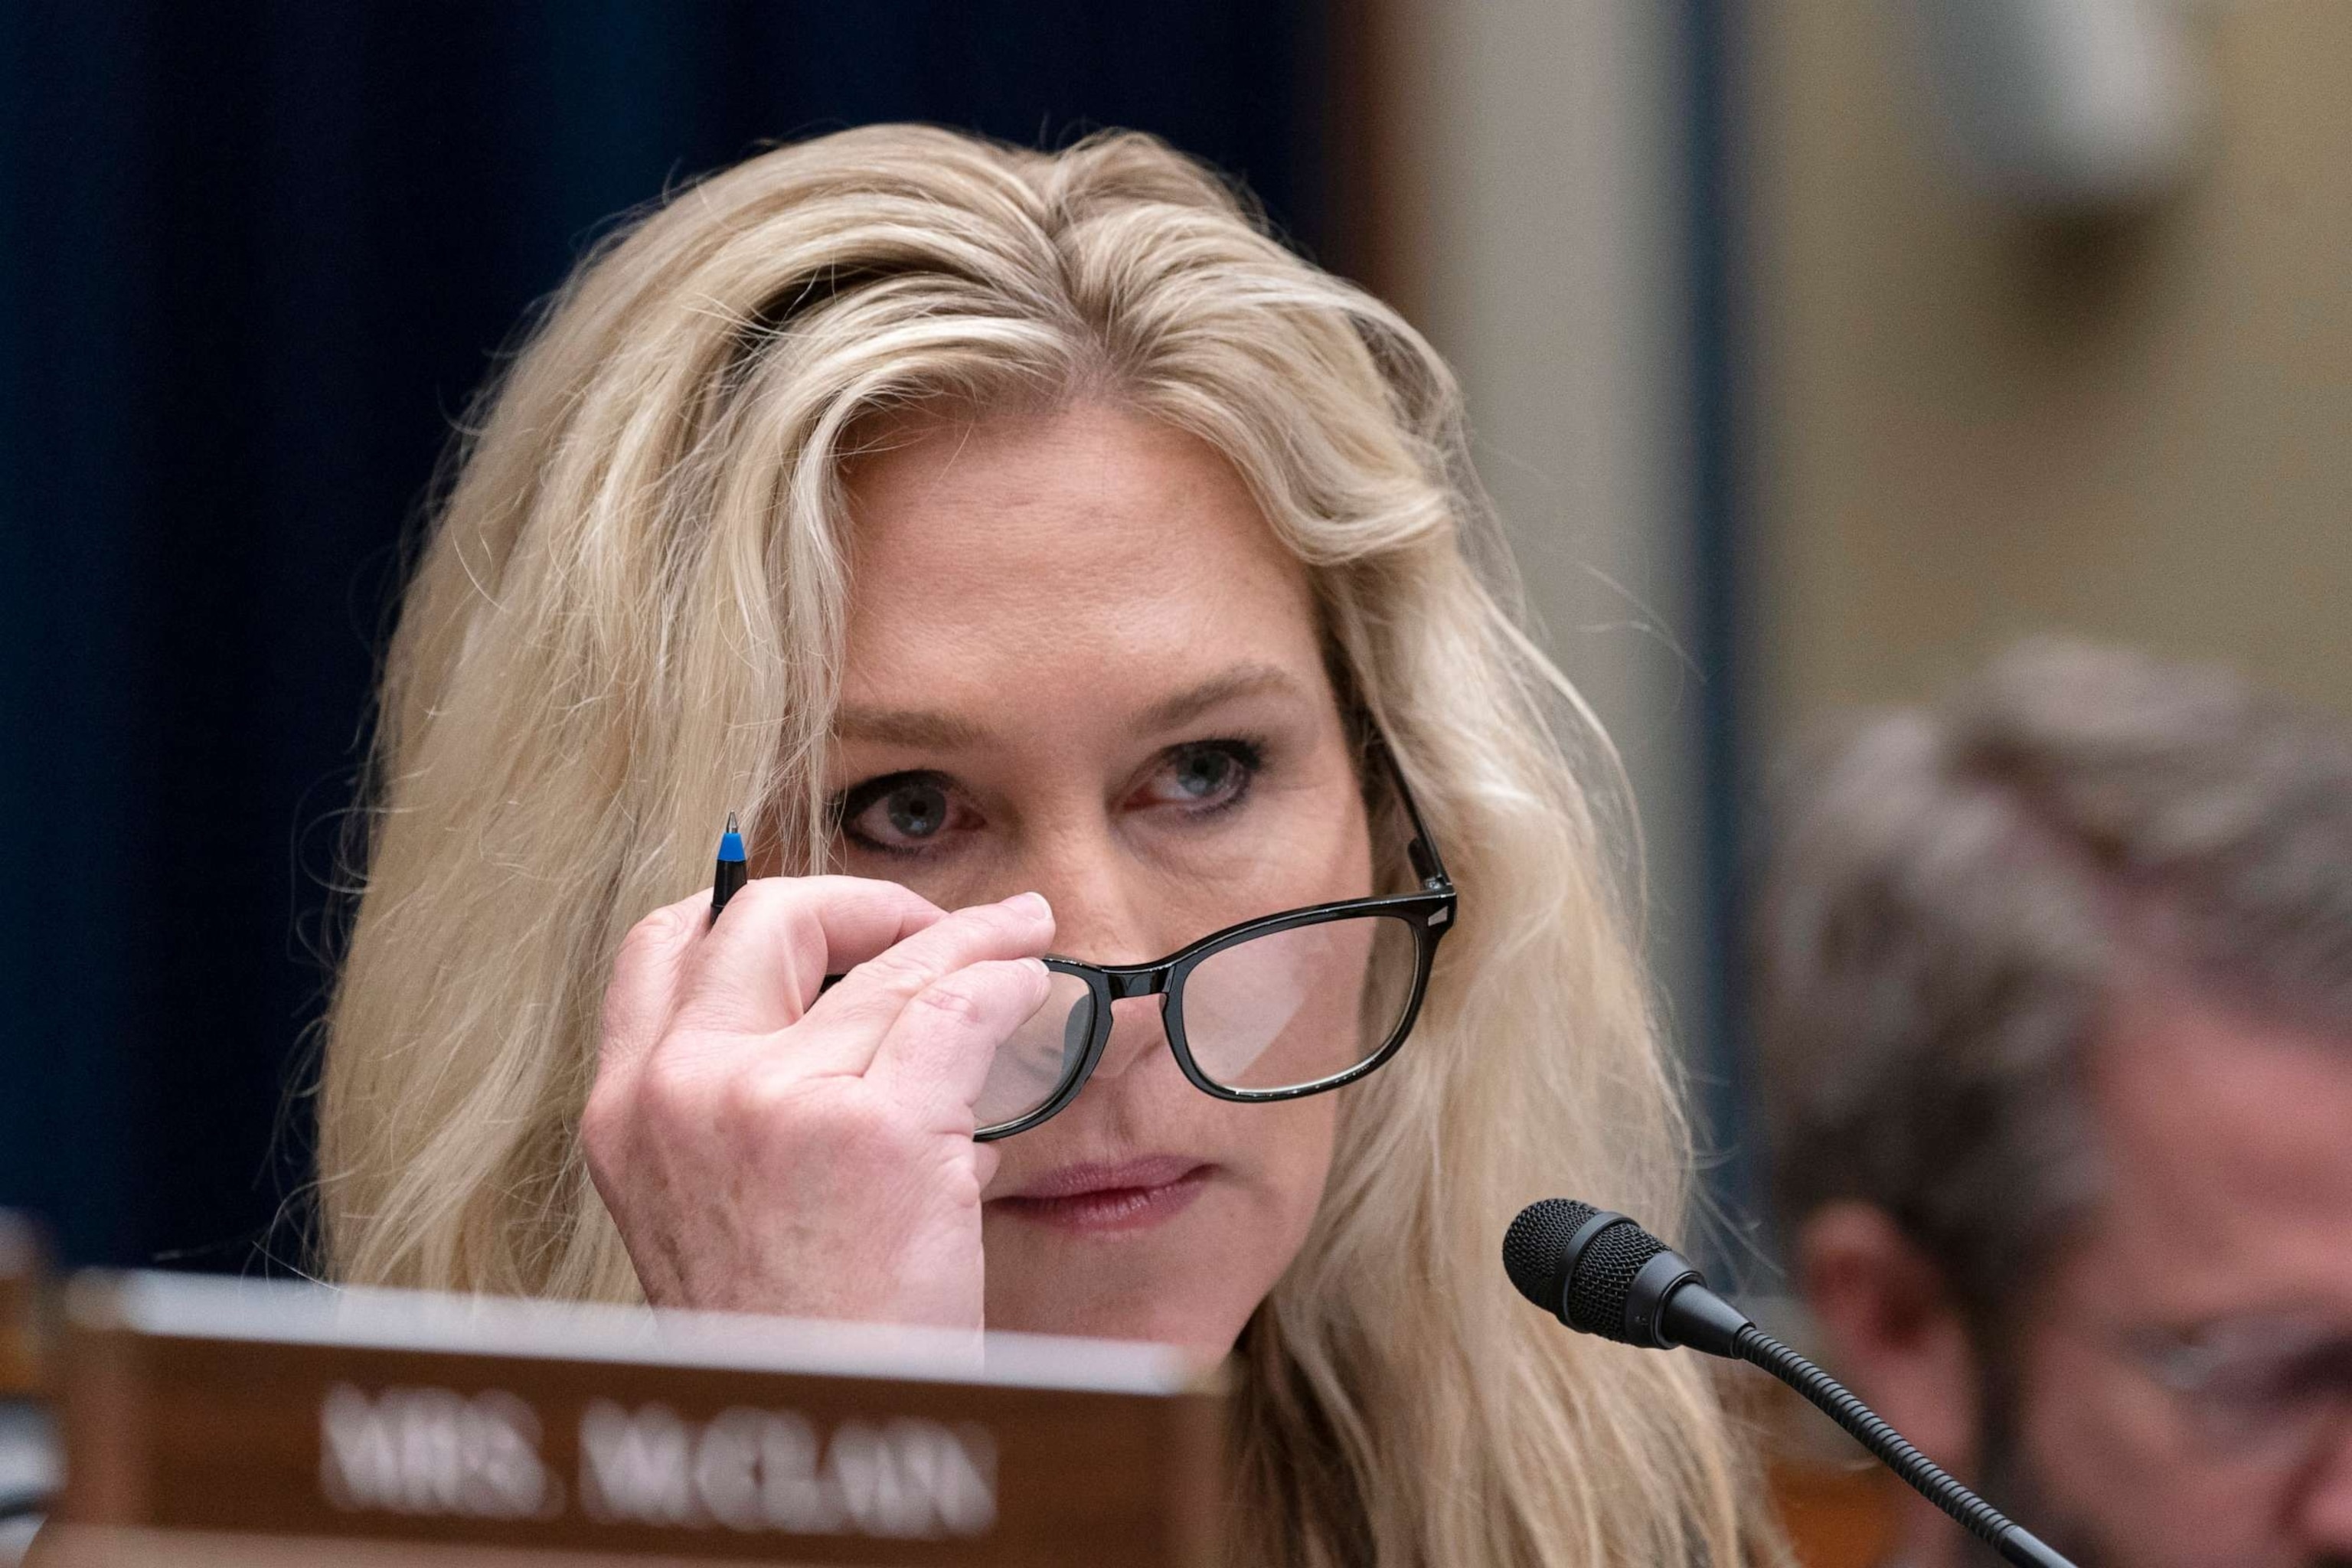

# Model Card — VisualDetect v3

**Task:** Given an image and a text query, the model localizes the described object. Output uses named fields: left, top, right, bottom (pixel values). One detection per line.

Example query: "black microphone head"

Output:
left=1562, top=1216, right=1670, bottom=1342
left=1504, top=1198, right=1672, bottom=1344
left=1501, top=1198, right=1599, bottom=1315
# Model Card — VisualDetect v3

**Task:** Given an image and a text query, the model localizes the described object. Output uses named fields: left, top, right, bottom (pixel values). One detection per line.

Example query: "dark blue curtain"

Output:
left=0, top=2, right=1334, bottom=1271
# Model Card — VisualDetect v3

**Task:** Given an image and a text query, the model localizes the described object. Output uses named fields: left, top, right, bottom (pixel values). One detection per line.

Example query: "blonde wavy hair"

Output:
left=322, top=124, right=1770, bottom=1568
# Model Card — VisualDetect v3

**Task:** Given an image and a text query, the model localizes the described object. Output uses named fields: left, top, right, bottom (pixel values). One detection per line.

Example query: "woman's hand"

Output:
left=583, top=877, right=1055, bottom=1328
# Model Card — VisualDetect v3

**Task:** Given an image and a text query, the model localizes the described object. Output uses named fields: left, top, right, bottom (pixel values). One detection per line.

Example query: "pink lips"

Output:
left=988, top=1156, right=1211, bottom=1234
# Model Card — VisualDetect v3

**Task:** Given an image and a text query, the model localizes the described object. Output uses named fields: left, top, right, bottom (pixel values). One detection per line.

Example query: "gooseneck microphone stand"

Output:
left=1504, top=1198, right=2076, bottom=1568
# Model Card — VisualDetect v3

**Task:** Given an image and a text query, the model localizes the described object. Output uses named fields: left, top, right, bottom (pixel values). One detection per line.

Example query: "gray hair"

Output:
left=1756, top=638, right=2352, bottom=1331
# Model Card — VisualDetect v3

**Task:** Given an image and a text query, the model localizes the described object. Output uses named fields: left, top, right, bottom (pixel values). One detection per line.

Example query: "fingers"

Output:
left=867, top=956, right=1055, bottom=1124
left=803, top=891, right=1053, bottom=1028
left=671, top=876, right=948, bottom=1037
left=605, top=879, right=1056, bottom=1136
left=792, top=891, right=1057, bottom=1082
left=598, top=891, right=711, bottom=1078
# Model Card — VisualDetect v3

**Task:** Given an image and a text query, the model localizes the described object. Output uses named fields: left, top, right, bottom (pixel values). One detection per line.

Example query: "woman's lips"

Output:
left=987, top=1156, right=1211, bottom=1234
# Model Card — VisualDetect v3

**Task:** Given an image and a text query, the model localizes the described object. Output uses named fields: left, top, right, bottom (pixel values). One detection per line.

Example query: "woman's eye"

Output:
left=839, top=776, right=964, bottom=853
left=884, top=782, right=948, bottom=837
left=1135, top=742, right=1260, bottom=812
left=1173, top=749, right=1235, bottom=799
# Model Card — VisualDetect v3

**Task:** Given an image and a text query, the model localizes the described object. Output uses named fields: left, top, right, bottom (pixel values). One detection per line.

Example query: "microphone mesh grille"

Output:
left=1565, top=1218, right=1667, bottom=1341
left=1501, top=1198, right=1599, bottom=1310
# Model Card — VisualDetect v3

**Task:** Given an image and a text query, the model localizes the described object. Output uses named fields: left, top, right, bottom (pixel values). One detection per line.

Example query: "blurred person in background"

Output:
left=1757, top=638, right=2352, bottom=1568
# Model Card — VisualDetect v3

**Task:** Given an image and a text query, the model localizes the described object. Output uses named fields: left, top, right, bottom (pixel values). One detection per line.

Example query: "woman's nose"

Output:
left=1089, top=994, right=1175, bottom=1084
left=1019, top=834, right=1168, bottom=966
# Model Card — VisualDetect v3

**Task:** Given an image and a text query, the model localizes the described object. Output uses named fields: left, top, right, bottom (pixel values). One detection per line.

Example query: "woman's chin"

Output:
left=980, top=1253, right=1253, bottom=1357
left=995, top=1301, right=1246, bottom=1364
left=979, top=1186, right=1281, bottom=1356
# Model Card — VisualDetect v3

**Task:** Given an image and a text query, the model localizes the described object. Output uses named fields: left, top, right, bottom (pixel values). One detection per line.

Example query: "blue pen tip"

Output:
left=717, top=812, right=746, bottom=862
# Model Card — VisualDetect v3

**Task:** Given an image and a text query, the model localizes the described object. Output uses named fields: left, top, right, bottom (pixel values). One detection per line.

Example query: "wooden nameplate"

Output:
left=46, top=1273, right=1225, bottom=1567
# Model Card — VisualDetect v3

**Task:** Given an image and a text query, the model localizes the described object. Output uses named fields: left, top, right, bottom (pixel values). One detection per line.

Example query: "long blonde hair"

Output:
left=322, top=124, right=1769, bottom=1567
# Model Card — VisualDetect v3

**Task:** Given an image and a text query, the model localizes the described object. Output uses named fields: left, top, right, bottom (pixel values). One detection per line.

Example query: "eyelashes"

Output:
left=1133, top=738, right=1263, bottom=814
left=828, top=738, right=1269, bottom=860
left=829, top=769, right=960, bottom=858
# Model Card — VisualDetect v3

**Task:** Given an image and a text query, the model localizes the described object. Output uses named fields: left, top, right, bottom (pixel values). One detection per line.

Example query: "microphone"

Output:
left=1503, top=1199, right=2076, bottom=1568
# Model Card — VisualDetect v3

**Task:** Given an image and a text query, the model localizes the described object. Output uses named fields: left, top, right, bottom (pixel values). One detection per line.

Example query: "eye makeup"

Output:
left=830, top=769, right=968, bottom=858
left=825, top=737, right=1275, bottom=862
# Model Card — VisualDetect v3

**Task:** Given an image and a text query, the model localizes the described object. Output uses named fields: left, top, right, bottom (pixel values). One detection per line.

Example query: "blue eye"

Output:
left=1138, top=740, right=1262, bottom=812
left=1173, top=747, right=1236, bottom=798
left=836, top=773, right=962, bottom=854
left=883, top=781, right=947, bottom=838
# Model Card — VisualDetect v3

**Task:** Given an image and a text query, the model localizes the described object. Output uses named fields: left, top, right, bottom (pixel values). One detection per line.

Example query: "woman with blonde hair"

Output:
left=320, top=124, right=1770, bottom=1566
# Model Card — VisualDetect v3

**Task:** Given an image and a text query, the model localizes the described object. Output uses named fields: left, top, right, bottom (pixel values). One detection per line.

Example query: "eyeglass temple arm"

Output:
left=1370, top=733, right=1452, bottom=890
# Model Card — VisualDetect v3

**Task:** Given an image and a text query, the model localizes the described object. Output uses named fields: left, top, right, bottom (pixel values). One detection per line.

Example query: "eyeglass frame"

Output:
left=968, top=732, right=1459, bottom=1141
left=2120, top=1312, right=2352, bottom=1465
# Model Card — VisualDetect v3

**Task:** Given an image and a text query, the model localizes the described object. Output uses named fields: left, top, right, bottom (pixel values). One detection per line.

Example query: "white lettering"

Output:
left=578, top=1399, right=697, bottom=1525
left=830, top=1419, right=995, bottom=1537
left=319, top=1383, right=551, bottom=1520
left=577, top=1403, right=995, bottom=1538
left=757, top=1407, right=841, bottom=1534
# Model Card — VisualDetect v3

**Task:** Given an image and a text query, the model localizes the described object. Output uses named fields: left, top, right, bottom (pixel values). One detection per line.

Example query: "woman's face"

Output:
left=830, top=402, right=1370, bottom=1354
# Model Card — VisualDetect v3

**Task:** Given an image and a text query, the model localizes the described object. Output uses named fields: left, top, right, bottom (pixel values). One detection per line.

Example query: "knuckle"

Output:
left=599, top=964, right=666, bottom=1032
left=959, top=900, right=1029, bottom=940
left=720, top=1060, right=810, bottom=1128
left=721, top=1066, right=897, bottom=1150
left=723, top=875, right=818, bottom=931
left=581, top=1070, right=659, bottom=1176
left=720, top=877, right=786, bottom=922
left=616, top=906, right=688, bottom=965
left=860, top=943, right=942, bottom=991
left=731, top=873, right=781, bottom=901
left=580, top=1084, right=623, bottom=1155
left=965, top=900, right=1049, bottom=956
left=828, top=873, right=939, bottom=911
left=634, top=1059, right=706, bottom=1126
left=594, top=998, right=637, bottom=1053
left=910, top=977, right=991, bottom=1027
left=714, top=1067, right=773, bottom=1127
left=727, top=878, right=848, bottom=976
left=777, top=900, right=834, bottom=985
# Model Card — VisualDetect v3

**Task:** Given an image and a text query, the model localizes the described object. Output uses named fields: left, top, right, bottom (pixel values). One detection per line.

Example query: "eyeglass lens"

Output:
left=1178, top=913, right=1418, bottom=1090
left=2151, top=1317, right=2352, bottom=1462
left=968, top=913, right=1419, bottom=1131
left=972, top=971, right=1097, bottom=1129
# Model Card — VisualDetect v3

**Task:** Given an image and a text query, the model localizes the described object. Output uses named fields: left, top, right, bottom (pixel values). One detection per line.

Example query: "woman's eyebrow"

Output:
left=832, top=705, right=992, bottom=750
left=1135, top=663, right=1305, bottom=733
left=833, top=664, right=1306, bottom=752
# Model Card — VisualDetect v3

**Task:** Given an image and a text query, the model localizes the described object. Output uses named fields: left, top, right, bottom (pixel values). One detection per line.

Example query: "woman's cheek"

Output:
left=1198, top=1096, right=1341, bottom=1338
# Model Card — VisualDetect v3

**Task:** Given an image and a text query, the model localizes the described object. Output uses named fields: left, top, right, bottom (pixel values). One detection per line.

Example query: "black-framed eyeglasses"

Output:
left=965, top=735, right=1457, bottom=1139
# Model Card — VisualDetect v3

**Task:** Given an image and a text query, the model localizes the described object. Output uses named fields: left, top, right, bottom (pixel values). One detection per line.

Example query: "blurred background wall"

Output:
left=1746, top=0, right=2352, bottom=737
left=1372, top=0, right=1750, bottom=1234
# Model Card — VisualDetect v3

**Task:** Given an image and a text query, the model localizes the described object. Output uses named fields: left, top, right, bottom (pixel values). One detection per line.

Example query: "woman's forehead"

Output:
left=839, top=403, right=1330, bottom=724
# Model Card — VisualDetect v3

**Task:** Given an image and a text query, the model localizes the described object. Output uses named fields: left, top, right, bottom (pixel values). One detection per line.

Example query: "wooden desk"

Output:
left=44, top=1275, right=1225, bottom=1567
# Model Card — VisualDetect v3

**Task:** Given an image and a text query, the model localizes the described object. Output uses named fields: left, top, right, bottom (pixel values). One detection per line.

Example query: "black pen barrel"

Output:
left=710, top=856, right=748, bottom=923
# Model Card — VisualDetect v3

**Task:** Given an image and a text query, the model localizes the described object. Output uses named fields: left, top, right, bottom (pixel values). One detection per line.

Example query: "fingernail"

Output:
left=1004, top=890, right=1050, bottom=918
